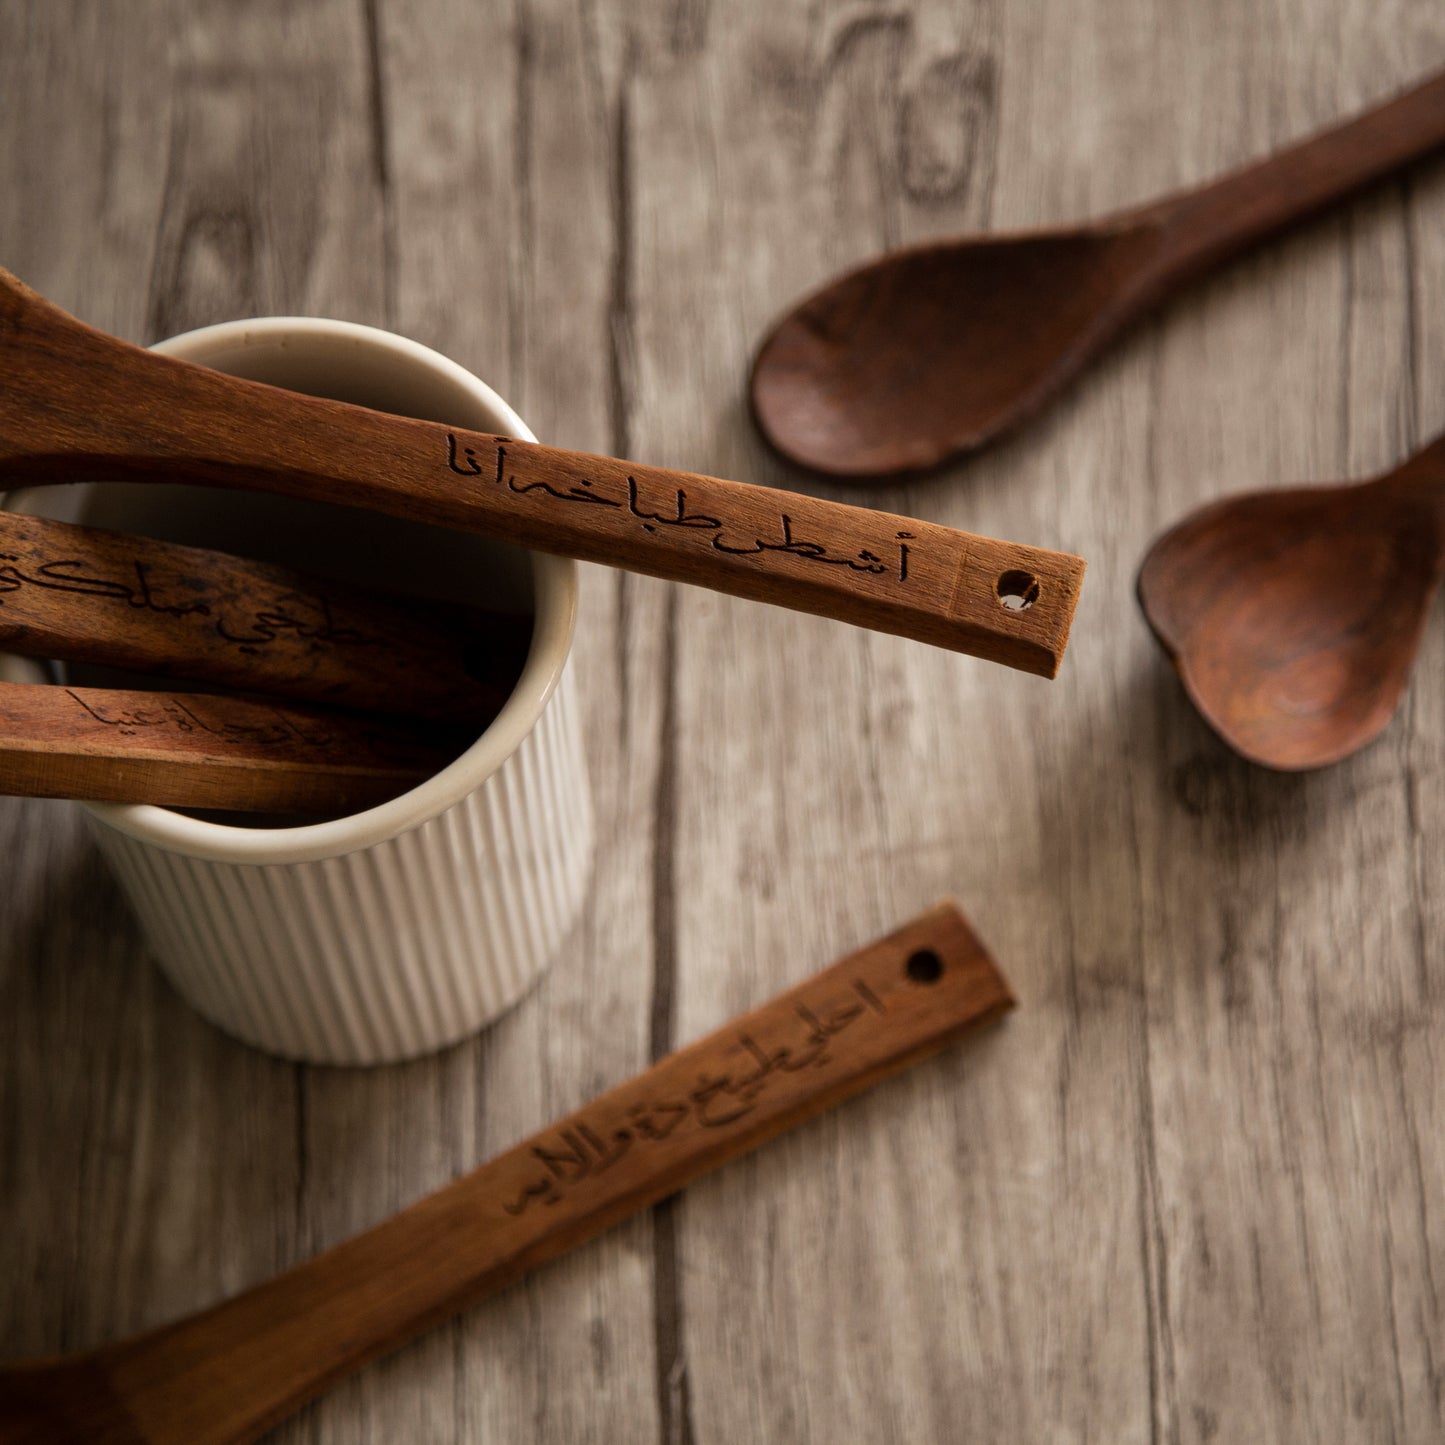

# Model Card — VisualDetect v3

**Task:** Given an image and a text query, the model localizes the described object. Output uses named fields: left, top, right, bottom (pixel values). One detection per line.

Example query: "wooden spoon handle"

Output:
left=0, top=679, right=465, bottom=813
left=0, top=270, right=1084, bottom=678
left=0, top=510, right=530, bottom=721
left=1141, top=67, right=1445, bottom=289
left=0, top=902, right=1014, bottom=1445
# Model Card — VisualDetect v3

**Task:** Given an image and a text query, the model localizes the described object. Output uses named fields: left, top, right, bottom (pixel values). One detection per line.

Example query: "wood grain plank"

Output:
left=0, top=0, right=326, bottom=1383
left=0, top=2, right=170, bottom=341
left=304, top=4, right=666, bottom=1444
left=654, top=8, right=1158, bottom=1439
left=646, top=4, right=1445, bottom=1444
left=2, top=2, right=1444, bottom=1443
left=1132, top=5, right=1445, bottom=1437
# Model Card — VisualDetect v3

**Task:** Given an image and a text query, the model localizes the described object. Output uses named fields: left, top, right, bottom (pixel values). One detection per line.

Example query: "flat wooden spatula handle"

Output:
left=0, top=269, right=1084, bottom=678
left=0, top=679, right=467, bottom=814
left=0, top=903, right=1013, bottom=1445
left=0, top=510, right=530, bottom=722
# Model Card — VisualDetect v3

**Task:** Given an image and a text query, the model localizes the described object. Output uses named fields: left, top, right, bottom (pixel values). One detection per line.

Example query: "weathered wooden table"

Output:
left=3, top=3, right=1443, bottom=1440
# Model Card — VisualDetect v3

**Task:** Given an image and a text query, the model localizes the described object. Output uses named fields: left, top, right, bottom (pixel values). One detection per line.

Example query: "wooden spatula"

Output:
left=0, top=268, right=1084, bottom=678
left=0, top=902, right=1014, bottom=1445
left=0, top=510, right=531, bottom=721
left=0, top=512, right=526, bottom=813
left=0, top=679, right=470, bottom=813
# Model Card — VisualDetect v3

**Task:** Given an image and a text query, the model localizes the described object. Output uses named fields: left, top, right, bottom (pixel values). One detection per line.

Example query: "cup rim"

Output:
left=57, top=317, right=578, bottom=866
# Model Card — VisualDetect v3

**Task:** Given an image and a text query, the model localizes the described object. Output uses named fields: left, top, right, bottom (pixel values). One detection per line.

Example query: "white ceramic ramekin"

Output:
left=2, top=320, right=594, bottom=1064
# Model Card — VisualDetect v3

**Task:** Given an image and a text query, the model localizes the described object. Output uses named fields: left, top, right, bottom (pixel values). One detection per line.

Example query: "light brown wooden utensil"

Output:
left=0, top=679, right=468, bottom=813
left=751, top=67, right=1445, bottom=477
left=1136, top=433, right=1445, bottom=770
left=0, top=901, right=1014, bottom=1445
left=0, top=268, right=1083, bottom=677
left=0, top=510, right=530, bottom=721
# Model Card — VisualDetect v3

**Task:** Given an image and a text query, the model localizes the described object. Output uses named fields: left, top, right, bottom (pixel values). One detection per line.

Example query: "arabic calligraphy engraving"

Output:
left=0, top=551, right=374, bottom=655
left=64, top=687, right=337, bottom=748
left=500, top=979, right=887, bottom=1216
left=62, top=687, right=448, bottom=766
left=446, top=435, right=916, bottom=583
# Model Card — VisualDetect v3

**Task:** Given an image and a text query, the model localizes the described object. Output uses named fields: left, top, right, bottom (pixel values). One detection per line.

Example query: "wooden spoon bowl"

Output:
left=1137, top=440, right=1445, bottom=770
left=751, top=227, right=1163, bottom=475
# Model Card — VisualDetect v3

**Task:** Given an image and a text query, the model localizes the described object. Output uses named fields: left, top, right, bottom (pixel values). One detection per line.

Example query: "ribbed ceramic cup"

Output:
left=1, top=320, right=594, bottom=1065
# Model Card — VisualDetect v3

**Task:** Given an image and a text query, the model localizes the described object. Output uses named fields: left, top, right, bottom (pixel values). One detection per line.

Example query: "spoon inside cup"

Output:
left=751, top=67, right=1445, bottom=477
left=1136, top=434, right=1445, bottom=770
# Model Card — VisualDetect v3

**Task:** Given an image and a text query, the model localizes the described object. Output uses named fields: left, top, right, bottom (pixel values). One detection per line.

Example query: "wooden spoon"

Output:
left=0, top=902, right=1013, bottom=1445
left=1136, top=434, right=1445, bottom=770
left=0, top=268, right=1084, bottom=678
left=751, top=68, right=1445, bottom=477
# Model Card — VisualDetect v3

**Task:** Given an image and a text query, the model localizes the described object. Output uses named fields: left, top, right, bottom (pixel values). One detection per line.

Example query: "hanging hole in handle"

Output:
left=996, top=569, right=1039, bottom=612
left=906, top=948, right=944, bottom=984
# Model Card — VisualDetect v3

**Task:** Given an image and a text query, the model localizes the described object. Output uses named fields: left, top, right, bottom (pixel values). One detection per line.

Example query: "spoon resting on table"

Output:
left=0, top=268, right=1083, bottom=678
left=751, top=67, right=1445, bottom=477
left=1136, top=433, right=1445, bottom=770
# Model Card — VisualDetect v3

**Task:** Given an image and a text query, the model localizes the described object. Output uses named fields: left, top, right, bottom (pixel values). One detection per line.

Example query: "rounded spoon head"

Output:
left=750, top=224, right=1162, bottom=477
left=1137, top=483, right=1445, bottom=770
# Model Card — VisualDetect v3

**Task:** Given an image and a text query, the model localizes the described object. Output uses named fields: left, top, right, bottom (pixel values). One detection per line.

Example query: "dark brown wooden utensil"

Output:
left=751, top=68, right=1445, bottom=477
left=0, top=510, right=530, bottom=721
left=0, top=901, right=1014, bottom=1445
left=0, top=269, right=1084, bottom=677
left=1136, top=433, right=1445, bottom=770
left=0, top=679, right=468, bottom=812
